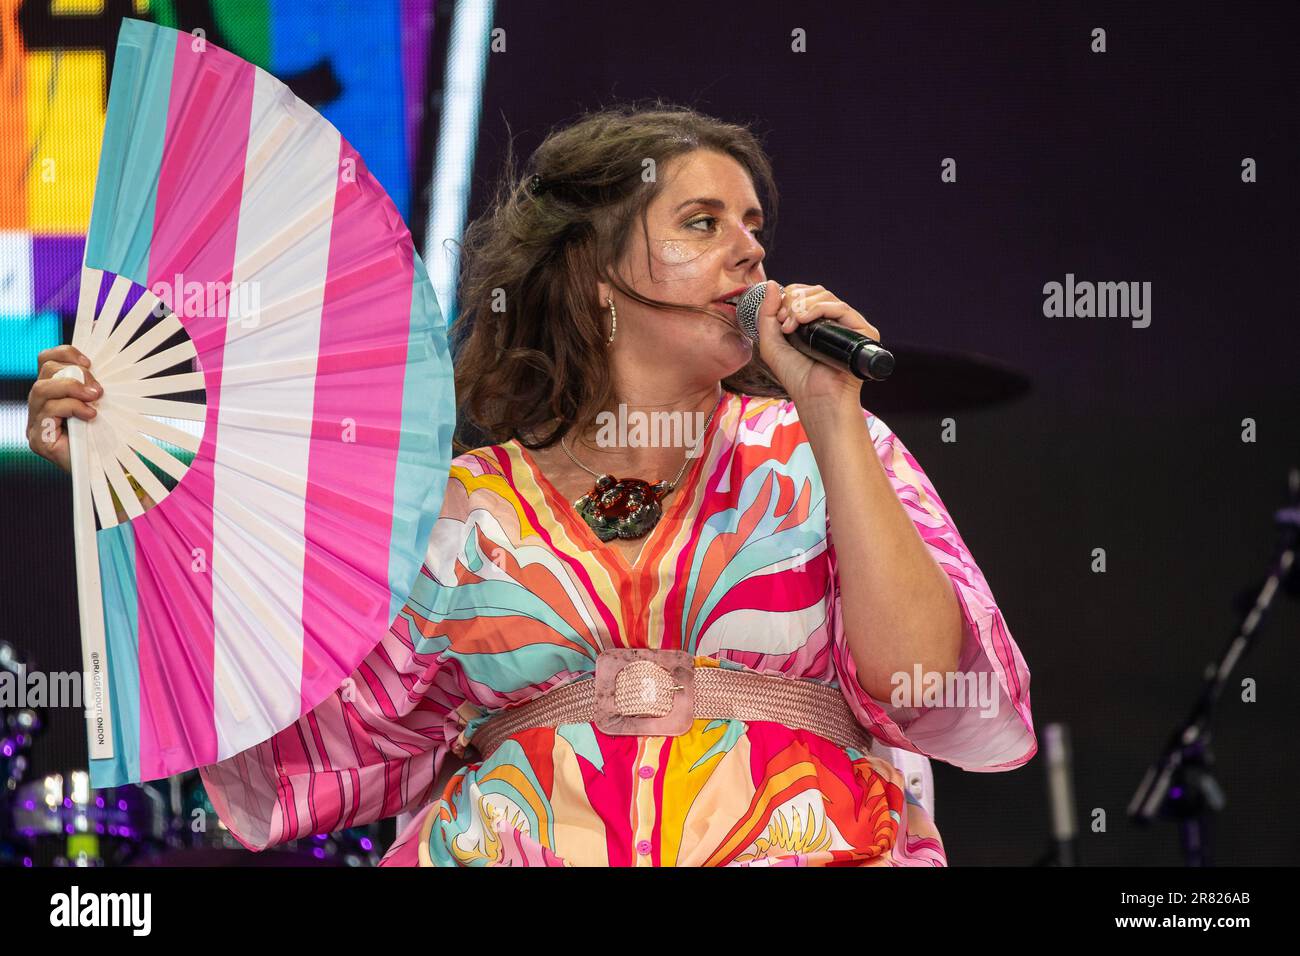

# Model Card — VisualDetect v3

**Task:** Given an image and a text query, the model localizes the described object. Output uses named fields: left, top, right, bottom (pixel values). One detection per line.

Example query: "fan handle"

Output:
left=53, top=364, right=116, bottom=763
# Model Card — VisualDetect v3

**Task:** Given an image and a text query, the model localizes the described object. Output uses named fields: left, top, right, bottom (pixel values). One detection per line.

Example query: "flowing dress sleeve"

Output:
left=196, top=598, right=463, bottom=850
left=826, top=410, right=1037, bottom=771
left=196, top=462, right=484, bottom=851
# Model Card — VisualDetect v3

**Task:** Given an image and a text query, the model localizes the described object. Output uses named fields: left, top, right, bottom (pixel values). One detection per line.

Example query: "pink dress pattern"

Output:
left=199, top=392, right=1036, bottom=865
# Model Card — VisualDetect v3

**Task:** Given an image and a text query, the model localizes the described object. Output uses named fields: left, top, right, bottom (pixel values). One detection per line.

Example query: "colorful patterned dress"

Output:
left=199, top=391, right=1036, bottom=866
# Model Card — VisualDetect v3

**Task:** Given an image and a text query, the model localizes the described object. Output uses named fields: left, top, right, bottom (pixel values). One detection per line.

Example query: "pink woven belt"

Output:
left=469, top=648, right=875, bottom=761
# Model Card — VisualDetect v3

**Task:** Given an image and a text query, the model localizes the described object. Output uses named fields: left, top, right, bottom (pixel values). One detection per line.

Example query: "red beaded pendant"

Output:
left=574, top=474, right=673, bottom=541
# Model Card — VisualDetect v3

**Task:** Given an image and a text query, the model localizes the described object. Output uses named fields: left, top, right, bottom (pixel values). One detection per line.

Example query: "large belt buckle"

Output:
left=594, top=648, right=695, bottom=737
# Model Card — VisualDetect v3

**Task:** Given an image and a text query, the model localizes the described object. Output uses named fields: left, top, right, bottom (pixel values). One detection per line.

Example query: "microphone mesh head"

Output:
left=735, top=283, right=767, bottom=341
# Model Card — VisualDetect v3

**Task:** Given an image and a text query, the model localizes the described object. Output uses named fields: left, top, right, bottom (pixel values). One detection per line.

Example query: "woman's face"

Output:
left=601, top=149, right=768, bottom=379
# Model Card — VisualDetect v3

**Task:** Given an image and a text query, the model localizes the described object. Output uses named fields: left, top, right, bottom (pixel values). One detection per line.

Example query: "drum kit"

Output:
left=0, top=640, right=385, bottom=867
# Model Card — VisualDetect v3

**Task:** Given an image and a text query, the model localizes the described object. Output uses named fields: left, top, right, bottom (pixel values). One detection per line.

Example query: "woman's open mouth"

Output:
left=711, top=288, right=745, bottom=320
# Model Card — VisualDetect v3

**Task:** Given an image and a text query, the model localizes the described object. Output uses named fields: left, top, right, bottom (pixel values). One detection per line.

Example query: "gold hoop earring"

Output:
left=606, top=297, right=617, bottom=346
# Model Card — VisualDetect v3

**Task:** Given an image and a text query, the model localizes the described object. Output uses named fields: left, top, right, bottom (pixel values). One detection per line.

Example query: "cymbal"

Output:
left=451, top=346, right=1030, bottom=451
left=860, top=343, right=1031, bottom=415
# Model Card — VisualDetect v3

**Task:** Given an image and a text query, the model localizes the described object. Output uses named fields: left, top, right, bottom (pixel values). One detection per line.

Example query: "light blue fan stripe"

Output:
left=387, top=254, right=455, bottom=626
left=84, top=18, right=175, bottom=283
left=89, top=521, right=141, bottom=789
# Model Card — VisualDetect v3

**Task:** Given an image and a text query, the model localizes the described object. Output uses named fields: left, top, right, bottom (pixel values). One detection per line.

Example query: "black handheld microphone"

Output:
left=735, top=282, right=895, bottom=381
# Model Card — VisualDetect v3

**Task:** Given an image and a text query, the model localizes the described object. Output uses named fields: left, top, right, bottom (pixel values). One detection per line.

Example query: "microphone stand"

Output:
left=1033, top=723, right=1080, bottom=866
left=1128, top=466, right=1300, bottom=865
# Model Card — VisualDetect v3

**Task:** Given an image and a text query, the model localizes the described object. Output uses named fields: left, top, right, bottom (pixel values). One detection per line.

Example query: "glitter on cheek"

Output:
left=650, top=238, right=720, bottom=284
left=655, top=239, right=704, bottom=264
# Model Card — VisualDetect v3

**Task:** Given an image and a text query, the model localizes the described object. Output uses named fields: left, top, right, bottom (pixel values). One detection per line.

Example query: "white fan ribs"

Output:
left=68, top=267, right=205, bottom=529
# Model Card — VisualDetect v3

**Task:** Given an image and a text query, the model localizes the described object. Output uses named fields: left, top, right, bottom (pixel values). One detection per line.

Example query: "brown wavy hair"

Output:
left=448, top=100, right=787, bottom=455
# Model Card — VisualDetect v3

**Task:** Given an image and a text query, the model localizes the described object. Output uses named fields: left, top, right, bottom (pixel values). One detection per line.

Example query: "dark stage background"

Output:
left=7, top=0, right=1299, bottom=866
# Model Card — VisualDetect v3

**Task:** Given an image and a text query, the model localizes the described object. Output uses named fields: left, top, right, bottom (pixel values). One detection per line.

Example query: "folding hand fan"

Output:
left=57, top=19, right=454, bottom=788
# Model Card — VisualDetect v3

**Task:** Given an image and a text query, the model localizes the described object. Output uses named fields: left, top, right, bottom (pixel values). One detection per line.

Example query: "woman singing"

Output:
left=28, top=102, right=1035, bottom=866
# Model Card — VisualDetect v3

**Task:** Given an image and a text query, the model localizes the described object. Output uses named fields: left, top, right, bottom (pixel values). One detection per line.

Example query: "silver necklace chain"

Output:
left=559, top=397, right=721, bottom=492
